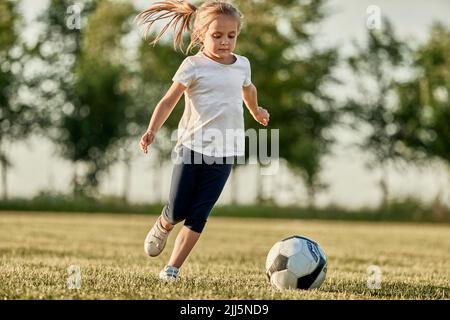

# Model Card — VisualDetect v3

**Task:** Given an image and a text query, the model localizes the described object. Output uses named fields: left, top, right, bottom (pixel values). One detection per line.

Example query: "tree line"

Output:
left=1, top=0, right=449, bottom=207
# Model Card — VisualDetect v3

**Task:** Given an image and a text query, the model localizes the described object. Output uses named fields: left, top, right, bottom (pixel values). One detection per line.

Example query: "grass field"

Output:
left=0, top=211, right=449, bottom=300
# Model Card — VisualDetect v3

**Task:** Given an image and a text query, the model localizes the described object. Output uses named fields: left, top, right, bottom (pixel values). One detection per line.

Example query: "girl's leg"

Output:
left=166, top=157, right=233, bottom=270
left=159, top=151, right=232, bottom=279
left=168, top=226, right=201, bottom=268
left=145, top=148, right=199, bottom=258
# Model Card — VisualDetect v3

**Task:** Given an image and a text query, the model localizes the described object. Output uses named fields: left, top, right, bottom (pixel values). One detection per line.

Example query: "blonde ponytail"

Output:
left=135, top=0, right=197, bottom=53
left=136, top=1, right=243, bottom=54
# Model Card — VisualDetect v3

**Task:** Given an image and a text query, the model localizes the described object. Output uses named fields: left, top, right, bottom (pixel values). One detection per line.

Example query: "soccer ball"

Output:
left=265, top=235, right=327, bottom=290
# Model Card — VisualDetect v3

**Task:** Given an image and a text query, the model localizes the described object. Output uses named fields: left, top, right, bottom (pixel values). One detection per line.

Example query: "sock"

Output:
left=158, top=216, right=173, bottom=232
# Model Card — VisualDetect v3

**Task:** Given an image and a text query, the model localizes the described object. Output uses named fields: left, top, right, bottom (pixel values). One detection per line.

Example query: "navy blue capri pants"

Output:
left=162, top=146, right=234, bottom=233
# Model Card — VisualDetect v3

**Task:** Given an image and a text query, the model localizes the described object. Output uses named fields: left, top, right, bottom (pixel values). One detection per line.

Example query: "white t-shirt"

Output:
left=172, top=50, right=252, bottom=157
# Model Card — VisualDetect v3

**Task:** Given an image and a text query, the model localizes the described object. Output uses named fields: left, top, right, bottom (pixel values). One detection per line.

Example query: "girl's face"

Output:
left=202, top=14, right=239, bottom=63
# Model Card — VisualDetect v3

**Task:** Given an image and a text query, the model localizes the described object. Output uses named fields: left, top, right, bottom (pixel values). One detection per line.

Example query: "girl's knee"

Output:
left=184, top=217, right=207, bottom=234
left=162, top=204, right=185, bottom=226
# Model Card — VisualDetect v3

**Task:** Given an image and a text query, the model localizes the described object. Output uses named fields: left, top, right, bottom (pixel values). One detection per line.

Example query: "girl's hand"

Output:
left=252, top=106, right=270, bottom=126
left=140, top=129, right=156, bottom=154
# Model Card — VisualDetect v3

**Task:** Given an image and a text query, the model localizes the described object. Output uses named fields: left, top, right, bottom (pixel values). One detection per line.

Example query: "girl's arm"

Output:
left=140, top=82, right=186, bottom=154
left=242, top=84, right=270, bottom=126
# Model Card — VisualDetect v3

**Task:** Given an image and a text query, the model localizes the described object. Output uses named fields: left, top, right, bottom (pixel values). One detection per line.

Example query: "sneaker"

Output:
left=144, top=216, right=172, bottom=257
left=159, top=265, right=179, bottom=281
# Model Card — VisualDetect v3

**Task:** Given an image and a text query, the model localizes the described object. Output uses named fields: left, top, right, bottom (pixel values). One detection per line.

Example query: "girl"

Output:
left=136, top=0, right=270, bottom=281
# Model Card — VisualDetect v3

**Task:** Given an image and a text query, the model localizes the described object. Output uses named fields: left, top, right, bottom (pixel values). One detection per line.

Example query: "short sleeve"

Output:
left=243, top=57, right=252, bottom=87
left=172, top=57, right=196, bottom=88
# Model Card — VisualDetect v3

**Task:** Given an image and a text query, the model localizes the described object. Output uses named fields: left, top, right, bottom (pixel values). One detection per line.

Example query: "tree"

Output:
left=395, top=23, right=450, bottom=206
left=35, top=0, right=96, bottom=196
left=345, top=19, right=412, bottom=207
left=0, top=0, right=44, bottom=200
left=234, top=0, right=339, bottom=206
left=64, top=0, right=134, bottom=196
left=37, top=0, right=134, bottom=197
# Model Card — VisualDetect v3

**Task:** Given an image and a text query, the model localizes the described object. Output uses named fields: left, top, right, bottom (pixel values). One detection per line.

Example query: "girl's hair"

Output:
left=135, top=0, right=242, bottom=54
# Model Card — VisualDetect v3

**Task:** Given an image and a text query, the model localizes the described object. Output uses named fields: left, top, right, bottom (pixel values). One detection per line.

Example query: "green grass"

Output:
left=0, top=211, right=449, bottom=300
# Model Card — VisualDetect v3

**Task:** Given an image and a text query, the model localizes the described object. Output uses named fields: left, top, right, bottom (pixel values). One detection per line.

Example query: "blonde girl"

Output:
left=137, top=0, right=270, bottom=280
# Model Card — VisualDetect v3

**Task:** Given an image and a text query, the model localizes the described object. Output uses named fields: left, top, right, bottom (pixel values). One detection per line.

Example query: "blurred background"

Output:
left=1, top=0, right=450, bottom=222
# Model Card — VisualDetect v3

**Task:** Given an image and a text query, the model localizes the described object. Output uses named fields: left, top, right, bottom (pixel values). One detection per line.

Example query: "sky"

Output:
left=6, top=0, right=450, bottom=208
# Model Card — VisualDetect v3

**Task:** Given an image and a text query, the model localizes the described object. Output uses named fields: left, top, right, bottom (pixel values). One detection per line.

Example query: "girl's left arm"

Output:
left=242, top=84, right=270, bottom=126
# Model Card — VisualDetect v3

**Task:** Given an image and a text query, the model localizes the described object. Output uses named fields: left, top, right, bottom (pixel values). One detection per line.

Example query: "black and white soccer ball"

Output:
left=265, top=235, right=327, bottom=290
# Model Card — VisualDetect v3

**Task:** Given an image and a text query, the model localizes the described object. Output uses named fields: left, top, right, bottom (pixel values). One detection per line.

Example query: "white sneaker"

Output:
left=144, top=216, right=172, bottom=257
left=159, top=265, right=179, bottom=281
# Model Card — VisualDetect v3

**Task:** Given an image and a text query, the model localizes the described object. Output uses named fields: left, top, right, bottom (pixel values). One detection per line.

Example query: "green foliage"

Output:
left=1, top=192, right=449, bottom=223
left=0, top=0, right=42, bottom=199
left=61, top=1, right=134, bottom=194
left=35, top=0, right=96, bottom=196
left=0, top=191, right=160, bottom=214
left=62, top=61, right=129, bottom=193
left=0, top=1, right=16, bottom=50
left=36, top=0, right=135, bottom=196
left=235, top=0, right=339, bottom=202
left=346, top=19, right=412, bottom=166
left=81, top=1, right=134, bottom=65
left=396, top=24, right=450, bottom=164
left=344, top=19, right=418, bottom=206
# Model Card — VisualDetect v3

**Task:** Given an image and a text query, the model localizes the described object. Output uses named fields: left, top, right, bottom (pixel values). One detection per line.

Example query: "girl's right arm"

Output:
left=140, top=82, right=187, bottom=154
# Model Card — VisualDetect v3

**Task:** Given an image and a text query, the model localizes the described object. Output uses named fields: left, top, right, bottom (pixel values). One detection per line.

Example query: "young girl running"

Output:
left=136, top=0, right=270, bottom=281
